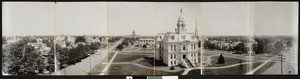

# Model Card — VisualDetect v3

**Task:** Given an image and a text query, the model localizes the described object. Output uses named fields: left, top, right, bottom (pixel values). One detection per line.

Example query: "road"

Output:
left=52, top=38, right=124, bottom=75
left=99, top=38, right=124, bottom=75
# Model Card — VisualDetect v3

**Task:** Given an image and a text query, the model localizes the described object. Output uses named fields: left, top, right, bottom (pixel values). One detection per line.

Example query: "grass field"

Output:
left=209, top=56, right=247, bottom=67
left=108, top=64, right=155, bottom=75
left=202, top=62, right=263, bottom=75
left=113, top=54, right=152, bottom=62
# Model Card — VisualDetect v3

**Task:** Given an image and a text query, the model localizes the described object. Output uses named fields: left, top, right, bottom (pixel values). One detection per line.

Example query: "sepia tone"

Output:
left=2, top=2, right=298, bottom=75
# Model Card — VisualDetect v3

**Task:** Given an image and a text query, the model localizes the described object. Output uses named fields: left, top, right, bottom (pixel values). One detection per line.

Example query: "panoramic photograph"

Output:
left=2, top=2, right=298, bottom=76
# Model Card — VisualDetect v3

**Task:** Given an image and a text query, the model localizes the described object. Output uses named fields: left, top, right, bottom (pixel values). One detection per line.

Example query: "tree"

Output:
left=203, top=41, right=215, bottom=49
left=234, top=42, right=246, bottom=53
left=274, top=41, right=284, bottom=53
left=217, top=54, right=225, bottom=64
left=2, top=37, right=7, bottom=44
left=116, top=44, right=124, bottom=51
left=142, top=44, right=147, bottom=49
left=90, top=42, right=101, bottom=50
left=19, top=45, right=45, bottom=75
left=2, top=40, right=45, bottom=75
left=75, top=36, right=86, bottom=44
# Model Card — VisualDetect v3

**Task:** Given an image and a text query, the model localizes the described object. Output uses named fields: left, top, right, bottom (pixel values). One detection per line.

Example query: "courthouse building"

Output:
left=155, top=9, right=200, bottom=68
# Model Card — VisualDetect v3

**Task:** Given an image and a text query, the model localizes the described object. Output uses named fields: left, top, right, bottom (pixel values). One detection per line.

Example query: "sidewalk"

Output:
left=52, top=38, right=124, bottom=75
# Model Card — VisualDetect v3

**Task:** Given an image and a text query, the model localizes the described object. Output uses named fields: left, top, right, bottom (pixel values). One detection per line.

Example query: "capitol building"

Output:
left=155, top=9, right=200, bottom=68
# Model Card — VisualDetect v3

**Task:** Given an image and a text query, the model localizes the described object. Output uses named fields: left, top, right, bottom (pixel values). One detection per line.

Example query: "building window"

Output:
left=174, top=54, right=176, bottom=59
left=171, top=45, right=173, bottom=51
left=181, top=35, right=185, bottom=39
left=191, top=44, right=193, bottom=50
left=191, top=36, right=195, bottom=39
left=183, top=45, right=186, bottom=50
left=171, top=36, right=175, bottom=40
left=160, top=36, right=162, bottom=39
left=171, top=61, right=173, bottom=65
left=170, top=54, right=173, bottom=59
left=174, top=61, right=176, bottom=65
left=194, top=44, right=196, bottom=49
left=174, top=45, right=176, bottom=51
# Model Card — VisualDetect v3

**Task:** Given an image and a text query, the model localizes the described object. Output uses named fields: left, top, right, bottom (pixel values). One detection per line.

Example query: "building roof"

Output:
left=139, top=38, right=154, bottom=41
left=160, top=33, right=198, bottom=43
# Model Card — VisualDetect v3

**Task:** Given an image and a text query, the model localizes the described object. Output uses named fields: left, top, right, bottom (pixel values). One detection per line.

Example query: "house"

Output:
left=138, top=38, right=155, bottom=47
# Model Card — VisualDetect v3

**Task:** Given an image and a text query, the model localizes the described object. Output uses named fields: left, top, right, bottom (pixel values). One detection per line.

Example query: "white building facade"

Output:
left=138, top=38, right=155, bottom=47
left=155, top=9, right=200, bottom=68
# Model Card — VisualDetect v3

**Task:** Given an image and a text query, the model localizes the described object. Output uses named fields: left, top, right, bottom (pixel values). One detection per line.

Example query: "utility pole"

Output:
left=277, top=52, right=286, bottom=74
left=281, top=53, right=283, bottom=74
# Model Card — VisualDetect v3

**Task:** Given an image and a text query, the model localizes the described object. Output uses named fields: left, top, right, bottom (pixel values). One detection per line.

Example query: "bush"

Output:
left=142, top=44, right=147, bottom=48
left=116, top=44, right=124, bottom=51
left=217, top=54, right=225, bottom=64
left=170, top=66, right=175, bottom=70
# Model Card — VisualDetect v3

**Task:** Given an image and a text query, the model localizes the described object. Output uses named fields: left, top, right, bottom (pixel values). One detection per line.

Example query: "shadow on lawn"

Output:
left=143, top=57, right=167, bottom=66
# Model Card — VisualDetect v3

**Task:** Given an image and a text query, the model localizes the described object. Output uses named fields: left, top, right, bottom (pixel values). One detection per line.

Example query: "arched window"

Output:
left=183, top=45, right=186, bottom=50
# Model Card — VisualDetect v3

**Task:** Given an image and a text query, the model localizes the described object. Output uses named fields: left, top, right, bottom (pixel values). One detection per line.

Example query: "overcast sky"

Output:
left=2, top=2, right=298, bottom=36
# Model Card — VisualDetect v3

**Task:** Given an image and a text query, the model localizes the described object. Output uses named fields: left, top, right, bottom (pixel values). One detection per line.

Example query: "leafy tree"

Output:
left=19, top=45, right=45, bottom=75
left=286, top=39, right=293, bottom=47
left=90, top=42, right=101, bottom=50
left=47, top=48, right=55, bottom=72
left=122, top=41, right=129, bottom=46
left=274, top=41, right=284, bottom=53
left=234, top=42, right=246, bottom=53
left=217, top=54, right=225, bottom=64
left=203, top=41, right=216, bottom=50
left=75, top=36, right=86, bottom=44
left=2, top=40, right=45, bottom=75
left=56, top=44, right=71, bottom=67
left=2, top=37, right=6, bottom=44
left=116, top=44, right=124, bottom=51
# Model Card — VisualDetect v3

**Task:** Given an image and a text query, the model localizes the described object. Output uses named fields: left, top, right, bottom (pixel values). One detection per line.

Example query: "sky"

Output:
left=2, top=2, right=56, bottom=36
left=2, top=2, right=298, bottom=36
left=108, top=2, right=200, bottom=36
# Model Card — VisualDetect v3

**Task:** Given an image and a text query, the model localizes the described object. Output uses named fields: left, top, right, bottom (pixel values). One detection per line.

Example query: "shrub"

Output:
left=217, top=54, right=225, bottom=64
left=170, top=66, right=175, bottom=70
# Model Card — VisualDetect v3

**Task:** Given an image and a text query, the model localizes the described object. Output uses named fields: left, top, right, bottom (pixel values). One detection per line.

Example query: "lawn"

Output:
left=208, top=56, right=247, bottom=67
left=108, top=64, right=155, bottom=75
left=187, top=69, right=201, bottom=75
left=108, top=63, right=184, bottom=75
left=154, top=69, right=184, bottom=75
left=113, top=54, right=152, bottom=62
left=136, top=57, right=155, bottom=67
left=107, top=51, right=116, bottom=61
left=202, top=62, right=263, bottom=75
